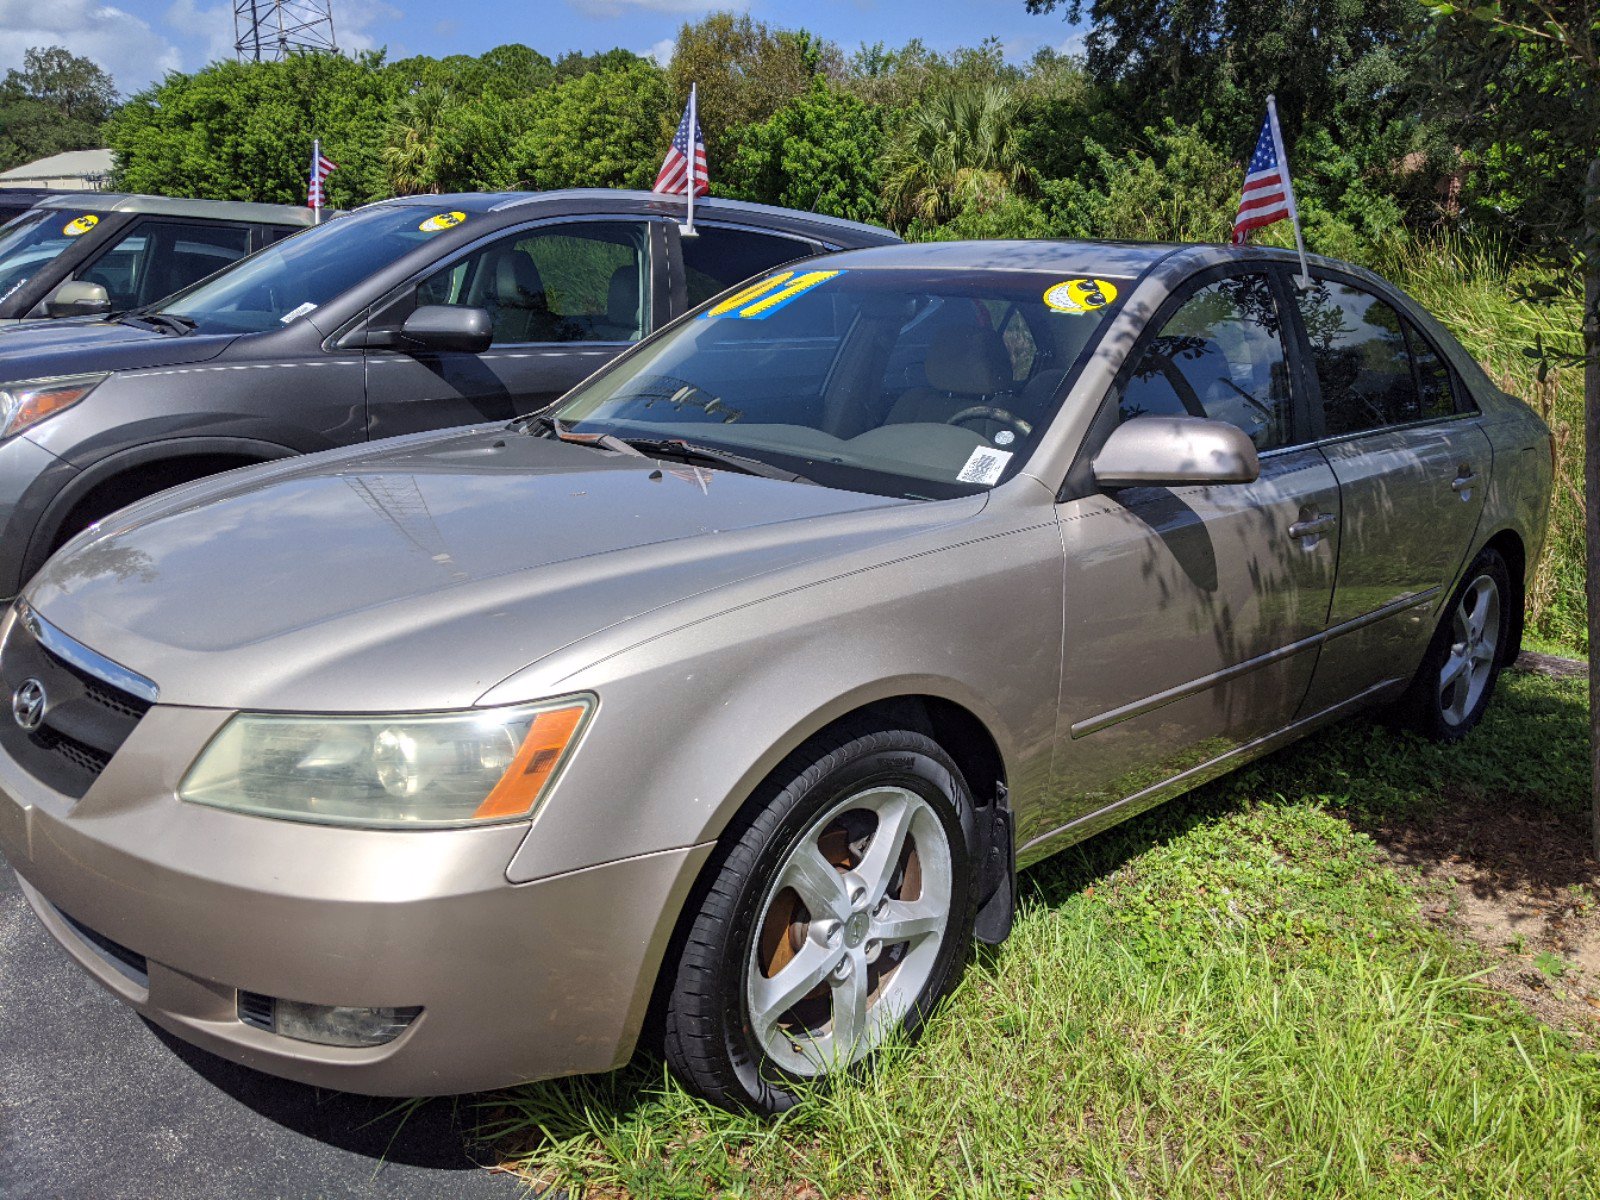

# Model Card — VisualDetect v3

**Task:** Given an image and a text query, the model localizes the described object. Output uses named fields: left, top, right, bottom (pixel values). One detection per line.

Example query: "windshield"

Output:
left=552, top=266, right=1128, bottom=499
left=0, top=210, right=101, bottom=304
left=155, top=205, right=458, bottom=335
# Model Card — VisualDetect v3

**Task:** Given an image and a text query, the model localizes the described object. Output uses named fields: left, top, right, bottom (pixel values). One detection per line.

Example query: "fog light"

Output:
left=238, top=991, right=421, bottom=1047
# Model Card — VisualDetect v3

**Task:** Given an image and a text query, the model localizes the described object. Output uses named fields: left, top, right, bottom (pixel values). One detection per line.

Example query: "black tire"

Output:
left=1393, top=547, right=1513, bottom=742
left=661, top=723, right=978, bottom=1114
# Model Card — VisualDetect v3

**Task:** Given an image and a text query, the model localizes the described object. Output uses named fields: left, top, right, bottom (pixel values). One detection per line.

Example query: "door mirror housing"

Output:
left=46, top=280, right=111, bottom=319
left=398, top=305, right=494, bottom=354
left=1092, top=416, right=1261, bottom=490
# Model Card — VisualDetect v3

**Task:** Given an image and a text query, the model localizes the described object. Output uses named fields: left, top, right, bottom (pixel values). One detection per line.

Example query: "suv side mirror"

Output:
left=1092, top=416, right=1261, bottom=489
left=46, top=280, right=111, bottom=319
left=399, top=305, right=494, bottom=354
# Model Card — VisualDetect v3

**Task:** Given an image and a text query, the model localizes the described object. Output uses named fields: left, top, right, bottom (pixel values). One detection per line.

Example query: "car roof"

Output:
left=366, top=189, right=901, bottom=247
left=31, top=193, right=319, bottom=227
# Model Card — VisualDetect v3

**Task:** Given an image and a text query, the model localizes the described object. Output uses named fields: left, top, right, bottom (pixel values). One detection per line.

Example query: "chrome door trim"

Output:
left=1068, top=585, right=1440, bottom=739
left=1026, top=676, right=1405, bottom=865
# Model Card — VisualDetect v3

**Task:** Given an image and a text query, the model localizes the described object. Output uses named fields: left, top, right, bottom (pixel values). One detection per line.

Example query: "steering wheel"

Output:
left=945, top=405, right=1033, bottom=439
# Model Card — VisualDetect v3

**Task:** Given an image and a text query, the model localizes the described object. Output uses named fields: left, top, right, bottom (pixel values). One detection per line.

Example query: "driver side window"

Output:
left=412, top=221, right=650, bottom=346
left=1117, top=273, right=1295, bottom=452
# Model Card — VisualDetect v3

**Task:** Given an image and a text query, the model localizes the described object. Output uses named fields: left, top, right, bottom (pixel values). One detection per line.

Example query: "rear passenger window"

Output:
left=1117, top=273, right=1294, bottom=452
left=1404, top=320, right=1461, bottom=419
left=1295, top=279, right=1423, bottom=435
left=683, top=226, right=819, bottom=309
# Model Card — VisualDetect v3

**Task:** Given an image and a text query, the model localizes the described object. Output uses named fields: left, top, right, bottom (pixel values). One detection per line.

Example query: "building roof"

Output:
left=0, top=149, right=115, bottom=184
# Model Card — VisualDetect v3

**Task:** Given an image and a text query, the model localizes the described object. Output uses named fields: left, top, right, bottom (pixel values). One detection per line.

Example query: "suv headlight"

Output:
left=178, top=698, right=593, bottom=828
left=0, top=373, right=106, bottom=439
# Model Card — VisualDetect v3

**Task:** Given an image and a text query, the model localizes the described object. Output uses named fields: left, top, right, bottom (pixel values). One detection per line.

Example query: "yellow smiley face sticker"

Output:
left=62, top=214, right=100, bottom=237
left=1044, top=278, right=1119, bottom=314
left=419, top=211, right=466, bottom=233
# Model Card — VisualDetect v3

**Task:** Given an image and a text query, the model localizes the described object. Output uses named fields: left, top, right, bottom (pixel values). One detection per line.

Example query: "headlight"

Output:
left=178, top=698, right=593, bottom=828
left=0, top=373, right=106, bottom=439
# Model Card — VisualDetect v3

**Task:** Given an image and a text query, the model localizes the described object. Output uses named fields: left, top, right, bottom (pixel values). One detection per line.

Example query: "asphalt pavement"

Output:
left=0, top=851, right=528, bottom=1200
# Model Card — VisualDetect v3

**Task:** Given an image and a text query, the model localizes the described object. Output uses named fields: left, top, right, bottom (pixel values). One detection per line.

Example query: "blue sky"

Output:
left=0, top=1, right=1084, bottom=95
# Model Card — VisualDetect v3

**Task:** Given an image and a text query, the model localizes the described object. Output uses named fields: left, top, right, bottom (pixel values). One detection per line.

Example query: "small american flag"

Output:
left=654, top=93, right=708, bottom=197
left=1232, top=103, right=1293, bottom=244
left=307, top=142, right=338, bottom=211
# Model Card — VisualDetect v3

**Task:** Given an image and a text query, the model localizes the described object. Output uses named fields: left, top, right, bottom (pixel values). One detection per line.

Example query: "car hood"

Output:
left=27, top=427, right=981, bottom=711
left=0, top=318, right=235, bottom=381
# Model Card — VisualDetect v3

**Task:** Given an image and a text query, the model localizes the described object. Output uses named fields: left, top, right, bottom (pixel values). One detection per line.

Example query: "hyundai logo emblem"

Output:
left=12, top=678, right=47, bottom=733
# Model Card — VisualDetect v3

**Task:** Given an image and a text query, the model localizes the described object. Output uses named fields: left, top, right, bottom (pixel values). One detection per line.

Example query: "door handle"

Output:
left=1288, top=513, right=1337, bottom=540
left=1451, top=469, right=1478, bottom=493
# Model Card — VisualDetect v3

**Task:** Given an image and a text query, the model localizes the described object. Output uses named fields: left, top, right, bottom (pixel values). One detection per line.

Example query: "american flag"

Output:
left=307, top=143, right=338, bottom=211
left=1232, top=105, right=1292, bottom=244
left=654, top=94, right=708, bottom=197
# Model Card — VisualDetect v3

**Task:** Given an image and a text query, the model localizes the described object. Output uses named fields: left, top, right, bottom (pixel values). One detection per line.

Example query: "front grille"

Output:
left=238, top=991, right=276, bottom=1032
left=57, top=908, right=149, bottom=987
left=0, top=606, right=156, bottom=798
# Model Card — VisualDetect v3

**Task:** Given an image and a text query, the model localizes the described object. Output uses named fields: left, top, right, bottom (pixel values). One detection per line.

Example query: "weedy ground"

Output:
left=460, top=666, right=1600, bottom=1199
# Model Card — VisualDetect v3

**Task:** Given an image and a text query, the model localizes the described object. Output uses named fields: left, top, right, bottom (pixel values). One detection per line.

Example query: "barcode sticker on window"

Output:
left=956, top=447, right=1013, bottom=486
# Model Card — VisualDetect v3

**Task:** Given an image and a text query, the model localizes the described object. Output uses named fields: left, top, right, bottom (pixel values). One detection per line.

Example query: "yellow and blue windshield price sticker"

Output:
left=419, top=211, right=466, bottom=232
left=62, top=214, right=99, bottom=237
left=705, top=269, right=845, bottom=320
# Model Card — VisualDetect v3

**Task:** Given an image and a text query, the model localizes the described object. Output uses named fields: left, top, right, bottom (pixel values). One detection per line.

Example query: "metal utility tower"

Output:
left=234, top=0, right=338, bottom=62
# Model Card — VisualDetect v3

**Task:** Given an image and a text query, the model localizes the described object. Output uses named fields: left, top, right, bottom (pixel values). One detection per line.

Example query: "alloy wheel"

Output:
left=745, top=784, right=953, bottom=1076
left=1439, top=573, right=1500, bottom=727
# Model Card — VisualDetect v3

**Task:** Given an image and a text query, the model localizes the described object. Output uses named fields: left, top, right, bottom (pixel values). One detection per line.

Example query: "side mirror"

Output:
left=1092, top=416, right=1261, bottom=489
left=46, top=280, right=110, bottom=319
left=399, top=305, right=493, bottom=354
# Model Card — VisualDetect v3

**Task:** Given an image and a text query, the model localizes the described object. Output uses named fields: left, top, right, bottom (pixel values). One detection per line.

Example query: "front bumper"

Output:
left=0, top=703, right=713, bottom=1096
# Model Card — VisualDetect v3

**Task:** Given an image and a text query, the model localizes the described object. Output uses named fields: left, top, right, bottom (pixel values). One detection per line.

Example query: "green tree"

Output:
left=0, top=46, right=118, bottom=171
left=669, top=13, right=835, bottom=160
left=382, top=85, right=452, bottom=195
left=107, top=52, right=397, bottom=205
left=505, top=62, right=673, bottom=191
left=1423, top=0, right=1600, bottom=850
left=723, top=81, right=886, bottom=222
left=881, top=84, right=1033, bottom=228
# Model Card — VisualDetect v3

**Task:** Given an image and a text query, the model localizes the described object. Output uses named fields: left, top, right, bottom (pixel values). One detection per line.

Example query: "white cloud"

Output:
left=643, top=36, right=673, bottom=65
left=0, top=0, right=183, bottom=93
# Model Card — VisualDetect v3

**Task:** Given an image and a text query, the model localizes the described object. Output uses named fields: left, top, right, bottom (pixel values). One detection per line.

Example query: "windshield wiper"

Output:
left=117, top=311, right=196, bottom=336
left=616, top=437, right=813, bottom=484
left=524, top=414, right=650, bottom=459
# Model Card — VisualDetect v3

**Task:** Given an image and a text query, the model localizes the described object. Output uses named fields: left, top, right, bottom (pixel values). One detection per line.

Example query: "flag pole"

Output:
left=682, top=83, right=698, bottom=238
left=312, top=138, right=322, bottom=225
left=1267, top=95, right=1309, bottom=288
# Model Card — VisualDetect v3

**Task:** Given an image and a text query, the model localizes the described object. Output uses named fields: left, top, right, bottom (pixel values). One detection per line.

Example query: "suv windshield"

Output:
left=0, top=210, right=97, bottom=303
left=156, top=205, right=453, bottom=334
left=552, top=266, right=1127, bottom=499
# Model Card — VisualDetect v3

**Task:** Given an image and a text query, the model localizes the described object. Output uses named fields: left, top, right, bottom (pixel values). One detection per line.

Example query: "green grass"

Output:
left=481, top=671, right=1600, bottom=1198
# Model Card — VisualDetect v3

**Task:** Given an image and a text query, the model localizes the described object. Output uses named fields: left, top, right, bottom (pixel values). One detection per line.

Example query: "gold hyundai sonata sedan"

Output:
left=0, top=240, right=1552, bottom=1112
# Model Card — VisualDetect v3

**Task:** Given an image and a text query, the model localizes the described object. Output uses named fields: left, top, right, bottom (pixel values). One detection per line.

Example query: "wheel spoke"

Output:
left=749, top=939, right=836, bottom=1039
left=872, top=897, right=944, bottom=946
left=826, top=950, right=871, bottom=1062
left=854, top=791, right=917, bottom=907
left=1440, top=651, right=1470, bottom=688
left=778, top=840, right=851, bottom=922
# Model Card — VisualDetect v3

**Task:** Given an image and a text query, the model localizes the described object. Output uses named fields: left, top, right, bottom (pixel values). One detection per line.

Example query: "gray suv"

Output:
left=0, top=189, right=898, bottom=601
left=0, top=193, right=317, bottom=324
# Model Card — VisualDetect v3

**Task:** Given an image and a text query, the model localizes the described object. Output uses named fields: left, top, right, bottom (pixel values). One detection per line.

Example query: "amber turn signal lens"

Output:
left=0, top=373, right=106, bottom=439
left=475, top=704, right=589, bottom=820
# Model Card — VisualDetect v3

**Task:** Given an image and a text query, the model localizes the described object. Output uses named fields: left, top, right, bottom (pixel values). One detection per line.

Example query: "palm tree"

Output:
left=382, top=86, right=452, bottom=196
left=881, top=85, right=1034, bottom=228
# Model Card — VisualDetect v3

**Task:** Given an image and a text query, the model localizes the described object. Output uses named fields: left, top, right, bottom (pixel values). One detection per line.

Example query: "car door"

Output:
left=362, top=217, right=662, bottom=440
left=1289, top=273, right=1494, bottom=713
left=1038, top=267, right=1341, bottom=846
